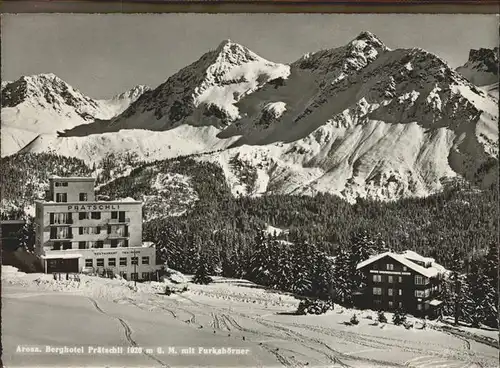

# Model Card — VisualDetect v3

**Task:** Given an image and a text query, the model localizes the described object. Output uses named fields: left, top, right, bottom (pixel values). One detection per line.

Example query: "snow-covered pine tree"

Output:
left=333, top=248, right=357, bottom=306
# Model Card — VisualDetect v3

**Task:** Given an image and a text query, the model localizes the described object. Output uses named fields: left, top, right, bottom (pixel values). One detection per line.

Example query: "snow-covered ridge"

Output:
left=1, top=75, right=150, bottom=157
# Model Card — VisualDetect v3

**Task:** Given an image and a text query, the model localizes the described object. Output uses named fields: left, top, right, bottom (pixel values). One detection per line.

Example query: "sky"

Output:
left=2, top=13, right=498, bottom=98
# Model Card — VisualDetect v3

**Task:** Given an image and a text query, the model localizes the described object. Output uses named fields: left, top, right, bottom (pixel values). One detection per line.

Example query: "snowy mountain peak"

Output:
left=2, top=73, right=98, bottom=111
left=456, top=47, right=499, bottom=87
left=111, top=84, right=151, bottom=102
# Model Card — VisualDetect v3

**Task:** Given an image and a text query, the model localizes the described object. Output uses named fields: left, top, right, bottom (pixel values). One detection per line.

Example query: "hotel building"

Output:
left=355, top=250, right=447, bottom=317
left=34, top=176, right=156, bottom=281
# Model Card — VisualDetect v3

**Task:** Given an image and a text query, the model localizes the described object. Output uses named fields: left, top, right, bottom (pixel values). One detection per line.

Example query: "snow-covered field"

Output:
left=3, top=266, right=498, bottom=368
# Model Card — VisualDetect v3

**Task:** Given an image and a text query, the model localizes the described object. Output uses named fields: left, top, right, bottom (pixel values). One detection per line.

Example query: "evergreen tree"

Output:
left=393, top=308, right=407, bottom=325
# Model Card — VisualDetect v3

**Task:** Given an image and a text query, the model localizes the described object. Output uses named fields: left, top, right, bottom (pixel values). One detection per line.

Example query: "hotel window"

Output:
left=415, top=275, right=425, bottom=285
left=110, top=239, right=118, bottom=248
left=142, top=256, right=150, bottom=265
left=398, top=276, right=403, bottom=283
left=53, top=242, right=61, bottom=250
left=373, top=275, right=382, bottom=282
left=91, top=212, right=101, bottom=220
left=56, top=193, right=68, bottom=203
left=142, top=272, right=150, bottom=281
left=388, top=301, right=394, bottom=309
left=123, top=239, right=129, bottom=248
left=88, top=241, right=94, bottom=249
left=415, top=290, right=425, bottom=298
left=386, top=263, right=394, bottom=271
left=131, top=257, right=139, bottom=265
left=398, top=302, right=403, bottom=308
left=374, top=300, right=382, bottom=306
left=403, top=266, right=407, bottom=271
left=96, top=226, right=101, bottom=234
left=120, top=258, right=127, bottom=266
left=131, top=273, right=138, bottom=281
left=388, top=289, right=394, bottom=296
left=108, top=258, right=116, bottom=267
left=55, top=182, right=68, bottom=187
left=97, top=258, right=104, bottom=267
left=79, top=212, right=89, bottom=220
left=373, top=287, right=382, bottom=295
left=79, top=193, right=88, bottom=201
left=79, top=241, right=86, bottom=249
left=399, top=289, right=403, bottom=296
left=96, top=241, right=104, bottom=249
left=85, top=259, right=93, bottom=267
left=111, top=211, right=118, bottom=219
left=388, top=276, right=394, bottom=283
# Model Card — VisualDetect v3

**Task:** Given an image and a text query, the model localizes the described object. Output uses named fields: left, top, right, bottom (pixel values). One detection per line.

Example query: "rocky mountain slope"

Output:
left=9, top=32, right=500, bottom=202
left=1, top=75, right=149, bottom=156
left=456, top=47, right=498, bottom=87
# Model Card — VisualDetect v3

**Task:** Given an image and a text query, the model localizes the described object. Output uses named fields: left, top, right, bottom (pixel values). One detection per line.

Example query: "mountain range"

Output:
left=1, top=31, right=498, bottom=203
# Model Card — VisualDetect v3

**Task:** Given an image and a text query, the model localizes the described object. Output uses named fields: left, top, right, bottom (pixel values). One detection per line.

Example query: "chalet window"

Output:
left=403, top=266, right=407, bottom=271
left=417, top=304, right=422, bottom=311
left=373, top=287, right=382, bottom=295
left=373, top=275, right=382, bottom=282
left=123, top=239, right=129, bottom=248
left=424, top=303, right=430, bottom=310
left=398, top=302, right=403, bottom=308
left=97, top=258, right=104, bottom=267
left=142, top=256, right=149, bottom=265
left=111, top=211, right=118, bottom=219
left=388, top=301, right=394, bottom=309
left=85, top=259, right=93, bottom=267
left=50, top=213, right=55, bottom=224
left=79, top=241, right=86, bottom=249
left=388, top=276, right=394, bottom=283
left=63, top=241, right=71, bottom=250
left=53, top=242, right=61, bottom=250
left=79, top=193, right=88, bottom=201
left=388, top=289, right=393, bottom=296
left=386, top=263, right=394, bottom=271
left=91, top=212, right=101, bottom=219
left=108, top=258, right=116, bottom=267
left=398, top=276, right=403, bottom=283
left=120, top=258, right=127, bottom=266
left=424, top=289, right=431, bottom=297
left=399, top=289, right=403, bottom=296
left=415, top=275, right=425, bottom=285
left=415, top=290, right=425, bottom=298
left=96, top=226, right=101, bottom=233
left=96, top=241, right=104, bottom=248
left=50, top=228, right=57, bottom=239
left=110, top=239, right=118, bottom=248
left=131, top=257, right=139, bottom=265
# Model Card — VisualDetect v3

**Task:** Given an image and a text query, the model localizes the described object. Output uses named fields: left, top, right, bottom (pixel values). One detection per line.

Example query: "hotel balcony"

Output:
left=49, top=219, right=74, bottom=226
left=49, top=233, right=74, bottom=240
left=107, top=218, right=131, bottom=224
left=108, top=233, right=129, bottom=239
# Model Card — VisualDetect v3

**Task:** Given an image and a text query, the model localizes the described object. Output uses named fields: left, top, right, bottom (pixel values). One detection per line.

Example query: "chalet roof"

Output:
left=356, top=251, right=447, bottom=278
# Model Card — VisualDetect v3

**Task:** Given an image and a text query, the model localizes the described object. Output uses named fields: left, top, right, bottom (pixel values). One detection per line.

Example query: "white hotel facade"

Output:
left=34, top=176, right=156, bottom=281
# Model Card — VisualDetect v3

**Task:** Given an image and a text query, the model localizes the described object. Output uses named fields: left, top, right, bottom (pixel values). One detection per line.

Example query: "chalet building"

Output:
left=355, top=250, right=447, bottom=318
left=34, top=176, right=156, bottom=281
